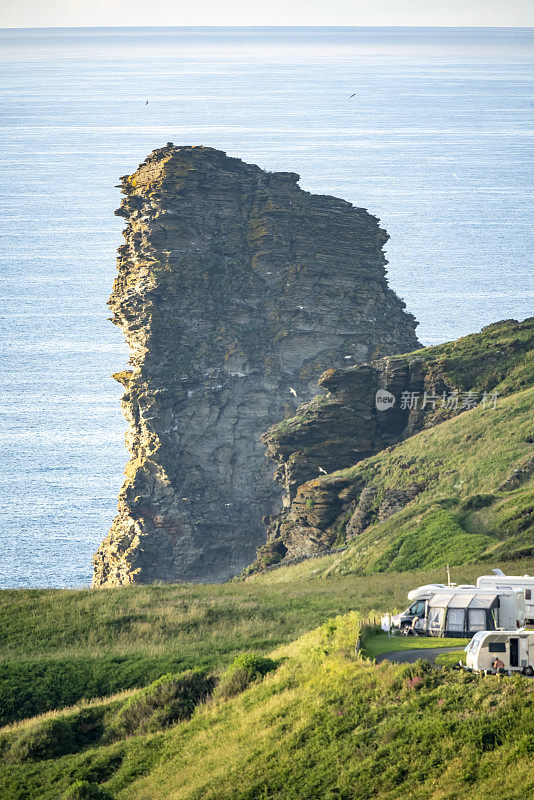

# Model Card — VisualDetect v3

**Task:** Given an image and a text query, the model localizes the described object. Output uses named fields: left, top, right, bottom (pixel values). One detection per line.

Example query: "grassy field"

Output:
left=1, top=612, right=533, bottom=800
left=359, top=630, right=470, bottom=660
left=2, top=565, right=534, bottom=798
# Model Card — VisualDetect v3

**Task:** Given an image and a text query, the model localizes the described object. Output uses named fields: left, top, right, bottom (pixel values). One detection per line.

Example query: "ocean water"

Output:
left=0, top=27, right=532, bottom=588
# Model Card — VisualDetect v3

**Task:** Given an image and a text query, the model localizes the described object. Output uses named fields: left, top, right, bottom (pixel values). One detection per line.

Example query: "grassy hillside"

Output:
left=250, top=387, right=533, bottom=582
left=4, top=557, right=534, bottom=730
left=0, top=578, right=379, bottom=726
left=2, top=562, right=521, bottom=726
left=1, top=612, right=533, bottom=800
left=255, top=318, right=533, bottom=574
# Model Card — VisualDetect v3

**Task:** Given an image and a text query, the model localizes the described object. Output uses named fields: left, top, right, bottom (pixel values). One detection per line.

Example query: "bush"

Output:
left=6, top=717, right=75, bottom=762
left=214, top=653, right=278, bottom=700
left=5, top=707, right=108, bottom=763
left=62, top=780, right=114, bottom=800
left=112, top=669, right=215, bottom=735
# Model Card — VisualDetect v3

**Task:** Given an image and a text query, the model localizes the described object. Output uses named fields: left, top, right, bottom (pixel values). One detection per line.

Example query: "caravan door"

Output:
left=510, top=638, right=519, bottom=668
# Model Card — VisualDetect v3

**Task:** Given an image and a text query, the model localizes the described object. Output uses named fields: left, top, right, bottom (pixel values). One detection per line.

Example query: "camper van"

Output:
left=476, top=574, right=534, bottom=623
left=391, top=586, right=526, bottom=635
left=465, top=630, right=534, bottom=675
left=424, top=588, right=526, bottom=638
left=393, top=584, right=485, bottom=629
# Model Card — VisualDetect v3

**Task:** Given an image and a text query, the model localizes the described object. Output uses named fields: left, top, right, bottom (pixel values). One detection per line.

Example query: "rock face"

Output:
left=255, top=317, right=534, bottom=570
left=92, top=144, right=420, bottom=586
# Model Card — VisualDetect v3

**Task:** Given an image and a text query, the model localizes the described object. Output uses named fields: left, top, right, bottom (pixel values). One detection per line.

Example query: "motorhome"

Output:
left=394, top=584, right=478, bottom=629
left=391, top=586, right=526, bottom=635
left=424, top=588, right=526, bottom=638
left=476, top=574, right=534, bottom=623
left=464, top=630, right=534, bottom=675
left=406, top=583, right=474, bottom=602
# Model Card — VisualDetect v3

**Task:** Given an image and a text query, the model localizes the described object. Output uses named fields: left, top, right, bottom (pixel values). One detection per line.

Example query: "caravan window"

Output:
left=468, top=631, right=485, bottom=655
left=526, top=590, right=532, bottom=601
left=428, top=607, right=445, bottom=633
left=468, top=609, right=486, bottom=632
left=488, top=643, right=506, bottom=653
left=447, top=608, right=465, bottom=632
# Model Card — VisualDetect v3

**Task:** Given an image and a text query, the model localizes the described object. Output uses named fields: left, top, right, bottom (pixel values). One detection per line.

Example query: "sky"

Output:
left=1, top=0, right=534, bottom=29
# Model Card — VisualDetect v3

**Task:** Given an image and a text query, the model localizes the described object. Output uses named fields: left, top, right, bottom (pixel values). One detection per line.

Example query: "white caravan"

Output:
left=476, top=574, right=534, bottom=623
left=465, top=630, right=534, bottom=675
left=392, top=585, right=526, bottom=635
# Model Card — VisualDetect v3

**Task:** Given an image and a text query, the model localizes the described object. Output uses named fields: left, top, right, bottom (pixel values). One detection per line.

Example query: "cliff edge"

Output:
left=92, top=144, right=419, bottom=585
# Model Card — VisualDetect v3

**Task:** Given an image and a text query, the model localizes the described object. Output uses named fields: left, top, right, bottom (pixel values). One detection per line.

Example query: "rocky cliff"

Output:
left=254, top=317, right=533, bottom=571
left=92, top=144, right=420, bottom=586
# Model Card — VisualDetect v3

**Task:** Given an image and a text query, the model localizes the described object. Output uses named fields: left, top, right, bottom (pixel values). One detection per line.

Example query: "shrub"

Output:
left=6, top=717, right=75, bottom=762
left=5, top=707, right=108, bottom=764
left=214, top=653, right=278, bottom=700
left=112, top=669, right=215, bottom=735
left=62, top=780, right=114, bottom=800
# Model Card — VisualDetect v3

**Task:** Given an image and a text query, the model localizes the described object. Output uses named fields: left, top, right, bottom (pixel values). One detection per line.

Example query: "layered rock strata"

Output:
left=92, top=144, right=420, bottom=585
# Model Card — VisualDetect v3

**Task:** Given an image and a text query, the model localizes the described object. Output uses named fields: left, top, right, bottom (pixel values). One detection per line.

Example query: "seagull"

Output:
left=289, top=387, right=298, bottom=398
left=318, top=466, right=327, bottom=475
left=145, top=99, right=149, bottom=105
left=349, top=93, right=357, bottom=98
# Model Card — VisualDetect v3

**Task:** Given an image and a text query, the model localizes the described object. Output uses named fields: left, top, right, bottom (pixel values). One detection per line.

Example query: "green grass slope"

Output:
left=401, top=316, right=534, bottom=397
left=2, top=613, right=533, bottom=800
left=0, top=579, right=382, bottom=726
left=251, top=387, right=533, bottom=583
left=5, top=557, right=534, bottom=728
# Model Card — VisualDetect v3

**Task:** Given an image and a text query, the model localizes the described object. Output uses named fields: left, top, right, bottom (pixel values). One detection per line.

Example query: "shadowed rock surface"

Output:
left=92, top=144, right=420, bottom=585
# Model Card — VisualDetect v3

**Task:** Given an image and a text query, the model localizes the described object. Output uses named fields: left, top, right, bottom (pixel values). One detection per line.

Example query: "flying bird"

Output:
left=318, top=466, right=327, bottom=475
left=289, top=387, right=298, bottom=398
left=349, top=93, right=357, bottom=98
left=145, top=99, right=149, bottom=105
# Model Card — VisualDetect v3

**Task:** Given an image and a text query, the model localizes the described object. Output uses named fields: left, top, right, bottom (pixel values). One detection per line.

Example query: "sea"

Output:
left=0, top=27, right=532, bottom=588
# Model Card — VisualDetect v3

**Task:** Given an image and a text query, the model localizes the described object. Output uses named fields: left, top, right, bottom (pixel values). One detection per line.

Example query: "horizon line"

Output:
left=2, top=24, right=534, bottom=31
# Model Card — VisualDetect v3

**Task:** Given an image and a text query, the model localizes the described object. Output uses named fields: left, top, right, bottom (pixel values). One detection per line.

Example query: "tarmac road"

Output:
left=376, top=646, right=466, bottom=664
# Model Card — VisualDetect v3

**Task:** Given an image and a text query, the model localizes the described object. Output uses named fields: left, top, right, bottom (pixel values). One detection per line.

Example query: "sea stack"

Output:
left=92, top=145, right=420, bottom=586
